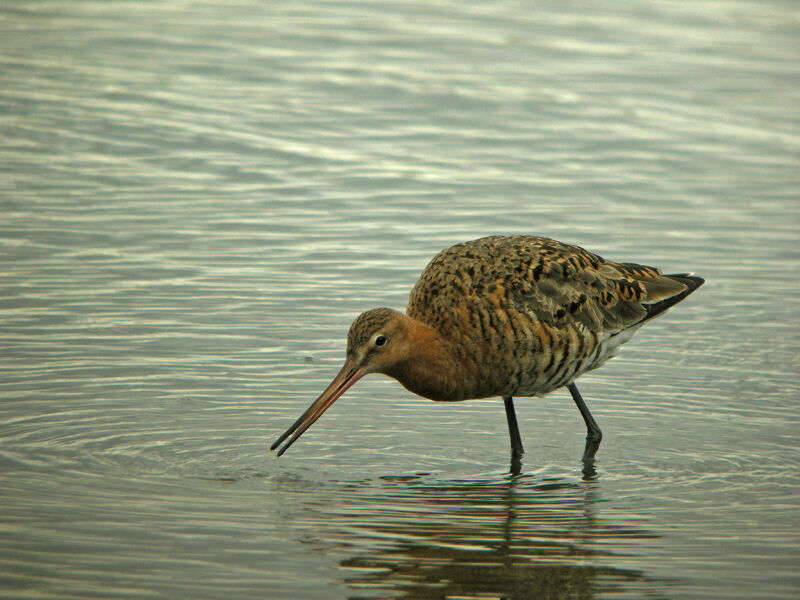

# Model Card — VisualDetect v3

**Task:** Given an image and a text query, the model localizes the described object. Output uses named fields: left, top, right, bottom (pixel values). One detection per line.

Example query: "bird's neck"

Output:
left=384, top=315, right=467, bottom=402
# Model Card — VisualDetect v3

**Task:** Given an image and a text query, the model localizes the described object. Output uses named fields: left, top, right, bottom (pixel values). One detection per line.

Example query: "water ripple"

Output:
left=1, top=0, right=799, bottom=598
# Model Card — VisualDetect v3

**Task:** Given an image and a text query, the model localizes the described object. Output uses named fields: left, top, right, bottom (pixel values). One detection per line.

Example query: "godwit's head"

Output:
left=345, top=307, right=413, bottom=372
left=271, top=308, right=410, bottom=456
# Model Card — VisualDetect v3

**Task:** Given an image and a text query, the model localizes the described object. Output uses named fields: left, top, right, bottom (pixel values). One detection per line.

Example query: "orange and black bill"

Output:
left=271, top=360, right=365, bottom=456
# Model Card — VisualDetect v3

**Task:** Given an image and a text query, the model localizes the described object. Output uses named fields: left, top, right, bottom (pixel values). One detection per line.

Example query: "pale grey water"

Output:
left=1, top=1, right=799, bottom=598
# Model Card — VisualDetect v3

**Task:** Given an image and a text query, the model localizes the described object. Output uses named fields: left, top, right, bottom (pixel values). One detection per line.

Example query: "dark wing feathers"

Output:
left=496, top=238, right=701, bottom=334
left=408, top=236, right=703, bottom=338
left=639, top=273, right=704, bottom=323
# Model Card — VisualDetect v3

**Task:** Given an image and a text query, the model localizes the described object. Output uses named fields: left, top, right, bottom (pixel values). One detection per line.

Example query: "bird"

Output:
left=271, top=235, right=703, bottom=472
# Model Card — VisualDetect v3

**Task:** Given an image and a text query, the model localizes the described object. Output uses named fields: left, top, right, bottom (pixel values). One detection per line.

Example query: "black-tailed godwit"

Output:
left=271, top=235, right=703, bottom=473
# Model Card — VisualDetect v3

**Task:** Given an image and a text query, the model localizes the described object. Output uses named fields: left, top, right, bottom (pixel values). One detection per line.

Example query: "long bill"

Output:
left=271, top=359, right=366, bottom=456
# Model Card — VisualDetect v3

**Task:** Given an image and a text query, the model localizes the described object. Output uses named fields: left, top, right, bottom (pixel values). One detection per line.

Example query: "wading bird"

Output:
left=271, top=235, right=703, bottom=474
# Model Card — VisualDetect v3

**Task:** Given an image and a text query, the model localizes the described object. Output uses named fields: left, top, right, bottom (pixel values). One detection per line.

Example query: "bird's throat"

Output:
left=384, top=316, right=468, bottom=402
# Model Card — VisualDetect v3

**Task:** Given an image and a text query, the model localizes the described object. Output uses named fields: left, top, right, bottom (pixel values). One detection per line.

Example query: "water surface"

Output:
left=1, top=1, right=799, bottom=598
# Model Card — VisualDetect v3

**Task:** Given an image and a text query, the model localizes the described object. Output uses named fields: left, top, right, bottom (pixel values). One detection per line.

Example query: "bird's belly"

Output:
left=471, top=324, right=642, bottom=399
left=587, top=327, right=640, bottom=371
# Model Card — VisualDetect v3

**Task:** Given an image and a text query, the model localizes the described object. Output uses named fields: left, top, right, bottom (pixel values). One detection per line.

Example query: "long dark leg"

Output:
left=503, top=395, right=525, bottom=460
left=503, top=396, right=524, bottom=476
left=567, top=383, right=602, bottom=468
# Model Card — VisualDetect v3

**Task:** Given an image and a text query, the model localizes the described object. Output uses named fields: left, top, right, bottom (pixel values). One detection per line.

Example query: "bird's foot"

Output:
left=580, top=435, right=601, bottom=479
left=509, top=450, right=524, bottom=476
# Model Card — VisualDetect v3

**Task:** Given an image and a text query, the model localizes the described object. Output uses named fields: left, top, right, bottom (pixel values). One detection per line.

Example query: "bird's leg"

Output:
left=567, top=383, right=602, bottom=470
left=503, top=396, right=525, bottom=462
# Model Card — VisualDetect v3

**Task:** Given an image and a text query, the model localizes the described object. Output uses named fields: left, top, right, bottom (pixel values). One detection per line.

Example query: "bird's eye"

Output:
left=374, top=335, right=387, bottom=347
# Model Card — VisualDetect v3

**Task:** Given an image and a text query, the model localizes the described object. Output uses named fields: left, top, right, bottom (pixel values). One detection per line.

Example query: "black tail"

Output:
left=642, top=274, right=704, bottom=323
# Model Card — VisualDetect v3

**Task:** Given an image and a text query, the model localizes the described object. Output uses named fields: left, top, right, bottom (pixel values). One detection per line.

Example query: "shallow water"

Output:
left=1, top=1, right=799, bottom=598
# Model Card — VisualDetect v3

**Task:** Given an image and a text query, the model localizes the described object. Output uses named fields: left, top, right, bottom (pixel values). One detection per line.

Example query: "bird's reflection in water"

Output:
left=300, top=473, right=667, bottom=600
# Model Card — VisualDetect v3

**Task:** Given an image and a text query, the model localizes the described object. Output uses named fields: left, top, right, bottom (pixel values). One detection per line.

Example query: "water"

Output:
left=1, top=1, right=799, bottom=598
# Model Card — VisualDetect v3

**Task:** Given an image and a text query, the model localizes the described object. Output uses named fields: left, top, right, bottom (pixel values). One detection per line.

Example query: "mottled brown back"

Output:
left=406, top=235, right=702, bottom=399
